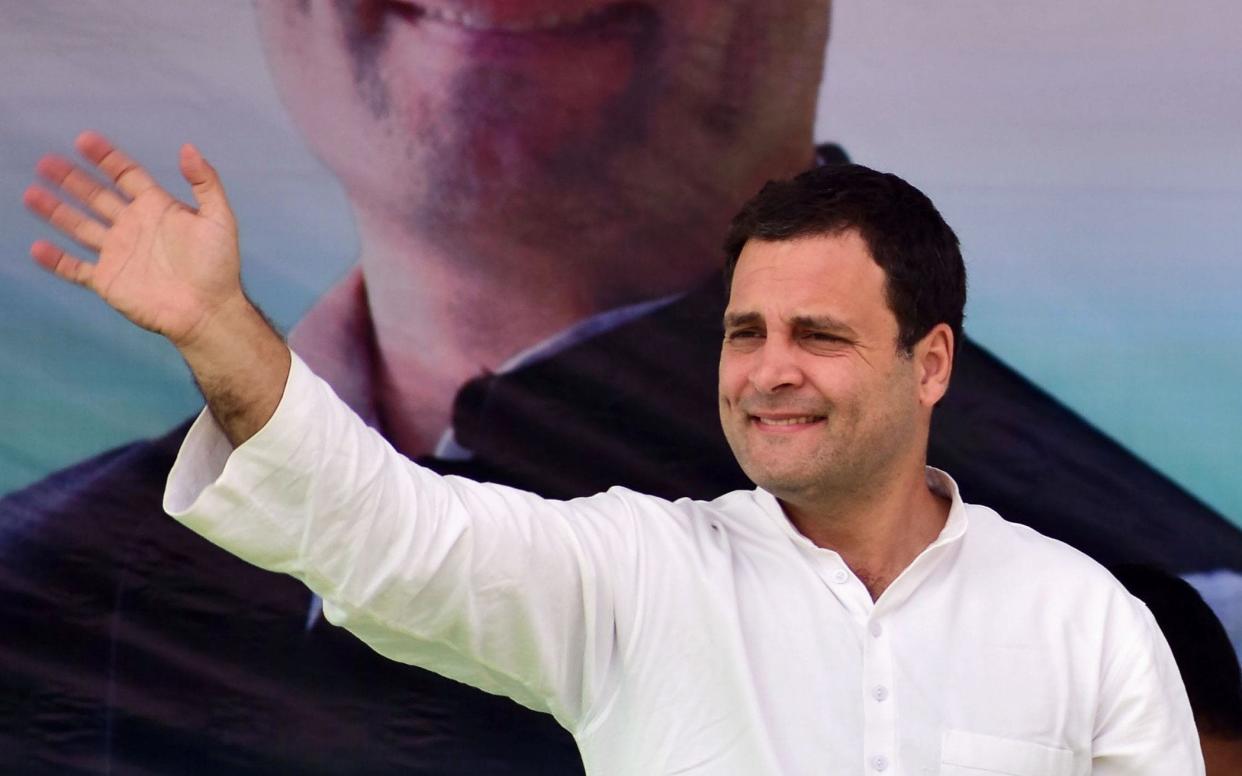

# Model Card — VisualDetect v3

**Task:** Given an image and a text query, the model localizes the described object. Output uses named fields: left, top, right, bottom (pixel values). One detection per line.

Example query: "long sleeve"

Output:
left=164, top=351, right=632, bottom=732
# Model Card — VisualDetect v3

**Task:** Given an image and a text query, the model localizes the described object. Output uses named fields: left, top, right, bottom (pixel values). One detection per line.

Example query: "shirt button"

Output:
left=869, top=621, right=883, bottom=638
left=831, top=569, right=849, bottom=584
left=871, top=754, right=889, bottom=771
left=872, top=685, right=888, bottom=702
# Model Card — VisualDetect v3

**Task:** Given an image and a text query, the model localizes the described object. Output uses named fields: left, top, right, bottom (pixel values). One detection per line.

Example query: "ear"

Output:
left=913, top=323, right=954, bottom=407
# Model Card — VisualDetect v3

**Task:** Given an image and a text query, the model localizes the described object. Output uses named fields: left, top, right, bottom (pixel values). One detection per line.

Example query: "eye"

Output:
left=726, top=329, right=762, bottom=340
left=799, top=331, right=854, bottom=353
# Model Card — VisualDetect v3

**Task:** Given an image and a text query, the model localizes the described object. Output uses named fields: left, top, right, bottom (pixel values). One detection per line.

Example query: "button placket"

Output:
left=861, top=614, right=897, bottom=776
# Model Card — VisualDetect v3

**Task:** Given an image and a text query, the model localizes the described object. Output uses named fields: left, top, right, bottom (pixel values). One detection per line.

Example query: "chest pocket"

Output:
left=940, top=730, right=1077, bottom=776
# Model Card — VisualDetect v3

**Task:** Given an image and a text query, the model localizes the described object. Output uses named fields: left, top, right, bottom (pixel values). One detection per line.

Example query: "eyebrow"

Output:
left=722, top=311, right=763, bottom=329
left=789, top=315, right=859, bottom=337
left=723, top=311, right=860, bottom=338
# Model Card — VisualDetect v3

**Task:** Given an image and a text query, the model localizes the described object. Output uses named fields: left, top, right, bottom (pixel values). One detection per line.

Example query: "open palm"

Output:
left=24, top=131, right=243, bottom=348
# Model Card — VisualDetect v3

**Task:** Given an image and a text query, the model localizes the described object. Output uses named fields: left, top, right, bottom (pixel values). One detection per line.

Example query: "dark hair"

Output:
left=1111, top=564, right=1242, bottom=739
left=723, top=164, right=966, bottom=354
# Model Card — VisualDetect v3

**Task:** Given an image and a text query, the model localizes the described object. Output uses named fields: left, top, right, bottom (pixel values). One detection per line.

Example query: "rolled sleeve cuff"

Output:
left=162, top=349, right=321, bottom=574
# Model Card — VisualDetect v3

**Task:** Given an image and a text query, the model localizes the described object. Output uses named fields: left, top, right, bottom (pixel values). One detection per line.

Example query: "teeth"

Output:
left=419, top=5, right=605, bottom=32
left=756, top=416, right=820, bottom=426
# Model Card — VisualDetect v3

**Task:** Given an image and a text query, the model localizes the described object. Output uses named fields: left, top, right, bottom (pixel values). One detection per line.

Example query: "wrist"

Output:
left=175, top=292, right=266, bottom=359
left=175, top=293, right=291, bottom=447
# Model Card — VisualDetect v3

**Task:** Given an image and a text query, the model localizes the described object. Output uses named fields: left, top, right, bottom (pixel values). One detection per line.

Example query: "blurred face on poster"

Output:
left=255, top=0, right=830, bottom=261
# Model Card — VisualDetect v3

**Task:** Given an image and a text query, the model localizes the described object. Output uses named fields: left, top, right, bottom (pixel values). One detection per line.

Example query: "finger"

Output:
left=75, top=130, right=159, bottom=199
left=23, top=185, right=109, bottom=251
left=180, top=143, right=233, bottom=225
left=30, top=240, right=96, bottom=290
left=36, top=154, right=128, bottom=222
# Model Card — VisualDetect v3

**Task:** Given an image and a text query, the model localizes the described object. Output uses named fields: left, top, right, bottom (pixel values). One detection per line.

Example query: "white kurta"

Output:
left=164, top=352, right=1203, bottom=776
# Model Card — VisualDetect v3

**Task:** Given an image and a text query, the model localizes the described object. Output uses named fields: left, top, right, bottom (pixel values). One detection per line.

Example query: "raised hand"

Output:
left=23, top=132, right=290, bottom=446
left=23, top=131, right=244, bottom=350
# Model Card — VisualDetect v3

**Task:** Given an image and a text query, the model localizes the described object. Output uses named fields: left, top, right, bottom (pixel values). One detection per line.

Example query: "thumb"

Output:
left=179, top=143, right=233, bottom=224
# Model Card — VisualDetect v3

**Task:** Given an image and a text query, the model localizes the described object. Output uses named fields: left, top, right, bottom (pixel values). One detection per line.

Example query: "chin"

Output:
left=742, top=465, right=817, bottom=499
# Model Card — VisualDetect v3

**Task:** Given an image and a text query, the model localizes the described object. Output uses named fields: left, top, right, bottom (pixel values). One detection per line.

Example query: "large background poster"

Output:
left=1, top=0, right=1239, bottom=772
left=4, top=1, right=1239, bottom=521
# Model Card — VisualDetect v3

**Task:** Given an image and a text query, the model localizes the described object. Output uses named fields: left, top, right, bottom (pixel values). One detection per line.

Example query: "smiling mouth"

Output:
left=752, top=415, right=826, bottom=427
left=390, top=2, right=651, bottom=34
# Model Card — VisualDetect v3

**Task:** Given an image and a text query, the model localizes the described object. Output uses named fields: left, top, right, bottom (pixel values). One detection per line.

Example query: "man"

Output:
left=24, top=135, right=1203, bottom=772
left=5, top=1, right=1240, bottom=772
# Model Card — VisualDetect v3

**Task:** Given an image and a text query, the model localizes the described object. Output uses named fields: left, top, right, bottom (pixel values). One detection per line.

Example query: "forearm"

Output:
left=177, top=293, right=291, bottom=448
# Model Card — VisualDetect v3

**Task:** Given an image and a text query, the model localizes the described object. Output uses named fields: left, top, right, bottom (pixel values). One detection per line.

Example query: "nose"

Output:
left=749, top=336, right=804, bottom=394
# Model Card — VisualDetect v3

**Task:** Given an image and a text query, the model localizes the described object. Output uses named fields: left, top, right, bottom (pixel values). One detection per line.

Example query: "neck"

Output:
left=782, top=463, right=950, bottom=601
left=354, top=206, right=724, bottom=455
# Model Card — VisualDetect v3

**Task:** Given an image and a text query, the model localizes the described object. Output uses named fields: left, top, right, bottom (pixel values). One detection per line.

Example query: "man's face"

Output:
left=719, top=232, right=927, bottom=504
left=255, top=0, right=830, bottom=253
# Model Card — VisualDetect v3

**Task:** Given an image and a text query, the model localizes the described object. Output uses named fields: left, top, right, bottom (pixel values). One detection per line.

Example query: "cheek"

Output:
left=718, top=350, right=752, bottom=402
left=852, top=366, right=919, bottom=429
left=264, top=25, right=376, bottom=143
left=804, top=362, right=856, bottom=403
